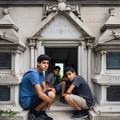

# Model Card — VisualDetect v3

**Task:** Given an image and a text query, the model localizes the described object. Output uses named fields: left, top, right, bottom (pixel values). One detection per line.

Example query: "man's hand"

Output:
left=66, top=89, right=71, bottom=94
left=62, top=93, right=67, bottom=97
left=34, top=84, right=52, bottom=103
left=66, top=85, right=75, bottom=94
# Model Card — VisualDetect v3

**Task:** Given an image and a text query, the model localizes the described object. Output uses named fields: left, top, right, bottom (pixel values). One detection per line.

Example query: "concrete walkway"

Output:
left=47, top=96, right=89, bottom=120
left=47, top=111, right=89, bottom=120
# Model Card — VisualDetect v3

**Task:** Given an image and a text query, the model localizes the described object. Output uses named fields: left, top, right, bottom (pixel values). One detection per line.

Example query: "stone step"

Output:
left=47, top=111, right=89, bottom=120
left=47, top=96, right=90, bottom=120
left=0, top=96, right=90, bottom=120
left=49, top=95, right=74, bottom=111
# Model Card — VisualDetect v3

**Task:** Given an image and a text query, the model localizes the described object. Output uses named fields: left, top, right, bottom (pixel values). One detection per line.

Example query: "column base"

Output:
left=89, top=109, right=120, bottom=120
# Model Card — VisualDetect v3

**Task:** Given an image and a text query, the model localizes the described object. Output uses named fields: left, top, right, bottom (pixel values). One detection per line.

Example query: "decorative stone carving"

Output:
left=86, top=37, right=94, bottom=48
left=58, top=0, right=66, bottom=11
left=28, top=37, right=38, bottom=48
left=112, top=31, right=120, bottom=39
left=0, top=32, right=6, bottom=39
left=109, top=8, right=115, bottom=16
left=42, top=0, right=82, bottom=21
left=3, top=8, right=10, bottom=15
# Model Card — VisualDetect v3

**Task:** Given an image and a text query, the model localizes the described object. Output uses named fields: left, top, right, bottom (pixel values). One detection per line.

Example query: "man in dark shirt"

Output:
left=63, top=67, right=93, bottom=119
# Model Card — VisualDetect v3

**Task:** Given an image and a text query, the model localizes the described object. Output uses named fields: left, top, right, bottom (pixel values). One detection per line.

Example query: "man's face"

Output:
left=37, top=60, right=49, bottom=72
left=66, top=71, right=76, bottom=81
left=53, top=69, right=60, bottom=75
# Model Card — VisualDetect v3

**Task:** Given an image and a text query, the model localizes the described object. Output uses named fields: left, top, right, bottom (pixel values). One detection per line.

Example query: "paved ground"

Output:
left=47, top=96, right=89, bottom=120
left=47, top=111, right=89, bottom=120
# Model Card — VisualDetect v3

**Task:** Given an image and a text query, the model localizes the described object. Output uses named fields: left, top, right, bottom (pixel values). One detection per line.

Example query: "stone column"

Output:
left=80, top=41, right=87, bottom=80
left=87, top=41, right=94, bottom=92
left=28, top=39, right=36, bottom=68
left=100, top=51, right=107, bottom=75
left=77, top=45, right=81, bottom=75
left=87, top=42, right=92, bottom=82
left=11, top=51, right=17, bottom=76
left=35, top=40, right=45, bottom=67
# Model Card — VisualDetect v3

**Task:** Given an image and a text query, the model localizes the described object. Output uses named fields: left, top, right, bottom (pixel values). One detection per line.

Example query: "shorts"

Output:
left=69, top=94, right=89, bottom=109
left=24, top=89, right=52, bottom=110
left=55, top=83, right=61, bottom=92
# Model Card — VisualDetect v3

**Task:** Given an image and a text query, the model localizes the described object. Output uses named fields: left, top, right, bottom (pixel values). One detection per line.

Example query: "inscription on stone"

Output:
left=41, top=14, right=82, bottom=39
left=109, top=76, right=120, bottom=80
left=0, top=86, right=10, bottom=101
left=0, top=53, right=11, bottom=69
left=0, top=76, right=7, bottom=80
left=107, top=86, right=120, bottom=102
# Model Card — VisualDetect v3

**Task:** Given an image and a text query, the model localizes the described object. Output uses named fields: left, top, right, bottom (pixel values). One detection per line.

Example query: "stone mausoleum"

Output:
left=0, top=0, right=120, bottom=120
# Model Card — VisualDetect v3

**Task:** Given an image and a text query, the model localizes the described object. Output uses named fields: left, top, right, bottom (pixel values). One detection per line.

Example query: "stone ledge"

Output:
left=49, top=96, right=74, bottom=112
left=0, top=110, right=28, bottom=120
left=89, top=110, right=120, bottom=120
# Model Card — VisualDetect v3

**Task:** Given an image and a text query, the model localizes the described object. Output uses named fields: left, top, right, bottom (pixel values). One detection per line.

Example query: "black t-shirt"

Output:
left=72, top=75, right=93, bottom=107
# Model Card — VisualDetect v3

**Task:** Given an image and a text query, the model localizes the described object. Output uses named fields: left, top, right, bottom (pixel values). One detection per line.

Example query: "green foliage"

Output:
left=0, top=110, right=4, bottom=116
left=0, top=108, right=17, bottom=116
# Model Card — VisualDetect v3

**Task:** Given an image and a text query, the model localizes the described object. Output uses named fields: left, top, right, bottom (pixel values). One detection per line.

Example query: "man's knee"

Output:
left=48, top=91, right=56, bottom=100
left=61, top=81, right=66, bottom=85
left=51, top=88, right=56, bottom=94
left=64, top=94, right=70, bottom=101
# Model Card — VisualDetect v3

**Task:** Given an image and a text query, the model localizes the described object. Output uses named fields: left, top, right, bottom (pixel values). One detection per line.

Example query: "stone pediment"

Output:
left=41, top=13, right=83, bottom=39
left=0, top=9, right=26, bottom=52
left=27, top=1, right=95, bottom=47
left=0, top=12, right=19, bottom=31
left=28, top=11, right=95, bottom=40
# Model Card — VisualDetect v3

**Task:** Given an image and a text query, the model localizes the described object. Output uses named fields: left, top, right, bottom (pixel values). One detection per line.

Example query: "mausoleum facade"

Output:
left=0, top=0, right=120, bottom=120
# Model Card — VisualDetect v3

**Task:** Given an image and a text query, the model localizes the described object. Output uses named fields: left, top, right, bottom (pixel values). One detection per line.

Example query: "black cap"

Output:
left=37, top=54, right=51, bottom=63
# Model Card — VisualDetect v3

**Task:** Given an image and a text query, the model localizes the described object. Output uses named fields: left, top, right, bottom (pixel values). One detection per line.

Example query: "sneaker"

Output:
left=59, top=97, right=67, bottom=104
left=36, top=116, right=45, bottom=120
left=39, top=111, right=53, bottom=120
left=71, top=110, right=88, bottom=119
left=28, top=112, right=38, bottom=120
left=28, top=110, right=45, bottom=120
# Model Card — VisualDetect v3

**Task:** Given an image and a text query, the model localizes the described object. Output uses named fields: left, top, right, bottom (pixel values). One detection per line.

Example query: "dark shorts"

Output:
left=55, top=83, right=61, bottom=92
left=24, top=89, right=52, bottom=110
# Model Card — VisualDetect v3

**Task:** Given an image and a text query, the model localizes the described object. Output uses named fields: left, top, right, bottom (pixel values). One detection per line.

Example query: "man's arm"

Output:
left=42, top=81, right=54, bottom=92
left=34, top=84, right=52, bottom=103
left=66, top=85, right=75, bottom=94
left=62, top=76, right=70, bottom=81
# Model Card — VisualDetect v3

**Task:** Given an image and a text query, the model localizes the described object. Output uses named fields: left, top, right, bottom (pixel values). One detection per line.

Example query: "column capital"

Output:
left=87, top=42, right=93, bottom=49
left=85, top=37, right=94, bottom=49
left=11, top=51, right=17, bottom=55
left=80, top=41, right=87, bottom=50
left=28, top=37, right=38, bottom=48
left=100, top=51, right=107, bottom=55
